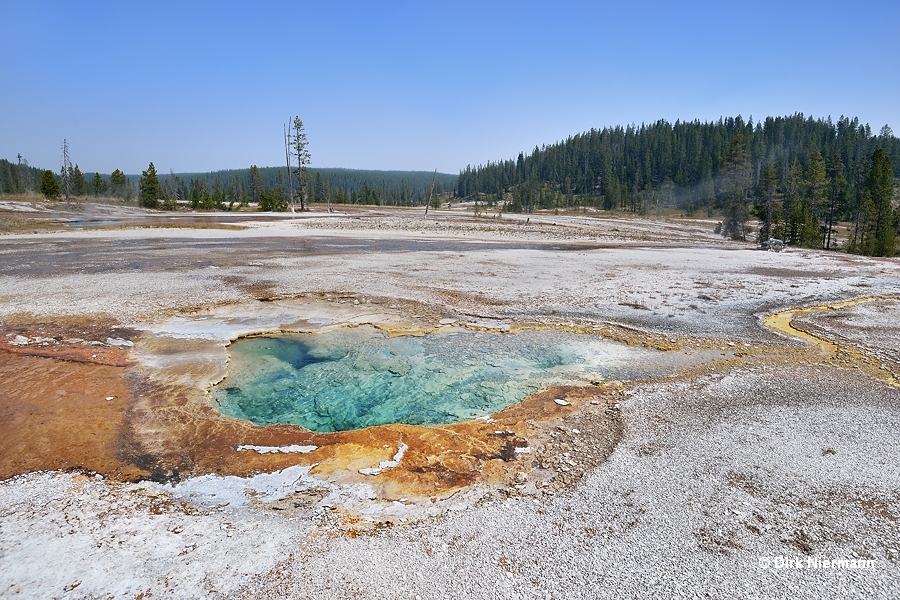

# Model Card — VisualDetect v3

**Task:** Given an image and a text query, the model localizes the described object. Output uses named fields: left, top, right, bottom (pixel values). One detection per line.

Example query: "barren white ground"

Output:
left=1, top=207, right=898, bottom=599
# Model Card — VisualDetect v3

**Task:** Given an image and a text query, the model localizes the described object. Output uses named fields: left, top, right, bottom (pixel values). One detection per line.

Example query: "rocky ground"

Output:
left=0, top=201, right=898, bottom=599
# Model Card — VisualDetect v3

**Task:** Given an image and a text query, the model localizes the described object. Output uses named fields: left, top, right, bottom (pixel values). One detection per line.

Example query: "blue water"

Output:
left=211, top=326, right=668, bottom=432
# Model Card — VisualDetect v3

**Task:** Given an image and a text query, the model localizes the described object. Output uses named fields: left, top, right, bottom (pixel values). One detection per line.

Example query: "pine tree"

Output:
left=803, top=148, right=828, bottom=247
left=92, top=172, right=105, bottom=196
left=313, top=172, right=326, bottom=207
left=0, top=160, right=14, bottom=194
left=17, top=155, right=34, bottom=193
left=784, top=148, right=828, bottom=248
left=248, top=165, right=264, bottom=204
left=139, top=162, right=161, bottom=208
left=71, top=164, right=88, bottom=197
left=720, top=127, right=751, bottom=241
left=824, top=154, right=846, bottom=249
left=229, top=175, right=245, bottom=208
left=195, top=179, right=213, bottom=210
left=258, top=188, right=287, bottom=211
left=59, top=165, right=70, bottom=201
left=290, top=116, right=311, bottom=210
left=756, top=160, right=779, bottom=242
left=858, top=148, right=896, bottom=256
left=109, top=169, right=129, bottom=198
left=39, top=170, right=60, bottom=199
left=162, top=170, right=181, bottom=210
left=783, top=160, right=804, bottom=245
left=211, top=178, right=225, bottom=210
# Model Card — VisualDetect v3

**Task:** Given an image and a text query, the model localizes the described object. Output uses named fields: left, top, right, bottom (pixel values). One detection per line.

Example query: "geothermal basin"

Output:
left=212, top=326, right=714, bottom=432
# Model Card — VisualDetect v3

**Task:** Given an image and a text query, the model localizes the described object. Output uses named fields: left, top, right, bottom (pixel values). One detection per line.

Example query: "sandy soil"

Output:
left=0, top=203, right=898, bottom=599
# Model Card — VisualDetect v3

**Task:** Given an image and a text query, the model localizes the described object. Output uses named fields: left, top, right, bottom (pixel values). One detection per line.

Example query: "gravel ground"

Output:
left=231, top=364, right=899, bottom=600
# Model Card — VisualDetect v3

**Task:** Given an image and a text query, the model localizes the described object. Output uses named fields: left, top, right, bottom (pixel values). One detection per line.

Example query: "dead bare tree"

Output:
left=167, top=169, right=181, bottom=205
left=424, top=168, right=437, bottom=217
left=60, top=139, right=72, bottom=202
left=284, top=121, right=295, bottom=213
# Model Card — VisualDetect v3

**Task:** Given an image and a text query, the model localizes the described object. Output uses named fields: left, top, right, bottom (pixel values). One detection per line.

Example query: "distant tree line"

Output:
left=146, top=166, right=457, bottom=211
left=456, top=114, right=900, bottom=255
left=0, top=156, right=43, bottom=195
left=2, top=156, right=455, bottom=211
left=1, top=157, right=135, bottom=201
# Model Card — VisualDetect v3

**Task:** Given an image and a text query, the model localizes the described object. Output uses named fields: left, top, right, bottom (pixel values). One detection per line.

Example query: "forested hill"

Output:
left=157, top=167, right=457, bottom=206
left=455, top=114, right=900, bottom=218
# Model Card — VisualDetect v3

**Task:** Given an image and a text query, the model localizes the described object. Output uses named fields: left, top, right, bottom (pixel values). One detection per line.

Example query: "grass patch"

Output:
left=0, top=217, right=59, bottom=234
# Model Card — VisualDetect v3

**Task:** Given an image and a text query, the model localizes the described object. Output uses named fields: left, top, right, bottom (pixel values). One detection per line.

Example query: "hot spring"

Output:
left=211, top=326, right=699, bottom=432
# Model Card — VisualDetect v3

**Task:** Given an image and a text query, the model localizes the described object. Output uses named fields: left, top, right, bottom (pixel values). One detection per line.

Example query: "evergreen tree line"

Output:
left=7, top=158, right=456, bottom=211
left=1, top=156, right=135, bottom=201
left=145, top=166, right=457, bottom=211
left=0, top=157, right=48, bottom=195
left=41, top=166, right=135, bottom=201
left=3, top=156, right=455, bottom=212
left=455, top=114, right=899, bottom=254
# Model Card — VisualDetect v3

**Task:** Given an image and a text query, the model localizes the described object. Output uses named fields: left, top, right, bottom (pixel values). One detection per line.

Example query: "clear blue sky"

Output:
left=2, top=1, right=898, bottom=175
